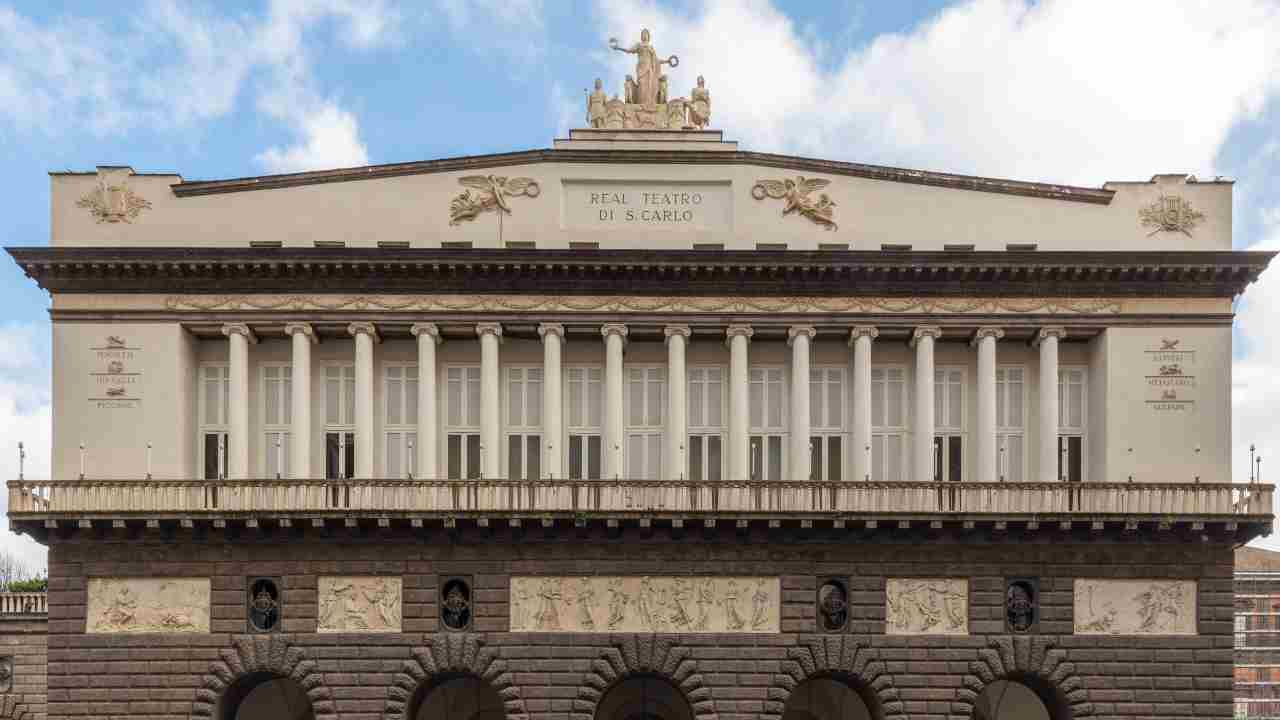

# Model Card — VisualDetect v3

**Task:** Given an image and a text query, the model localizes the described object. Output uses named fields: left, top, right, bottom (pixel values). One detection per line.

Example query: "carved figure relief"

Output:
left=317, top=576, right=402, bottom=633
left=165, top=293, right=1125, bottom=315
left=87, top=578, right=210, bottom=633
left=818, top=579, right=850, bottom=632
left=885, top=578, right=968, bottom=635
left=0, top=656, right=11, bottom=693
left=1074, top=579, right=1196, bottom=635
left=247, top=578, right=281, bottom=633
left=1005, top=578, right=1037, bottom=633
left=510, top=576, right=779, bottom=633
left=448, top=175, right=541, bottom=226
left=1139, top=194, right=1204, bottom=237
left=751, top=177, right=838, bottom=230
left=440, top=578, right=472, bottom=631
left=76, top=169, right=152, bottom=223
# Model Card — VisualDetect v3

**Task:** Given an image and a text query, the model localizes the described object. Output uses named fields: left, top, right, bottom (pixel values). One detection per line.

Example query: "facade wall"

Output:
left=0, top=616, right=48, bottom=720
left=43, top=534, right=1234, bottom=720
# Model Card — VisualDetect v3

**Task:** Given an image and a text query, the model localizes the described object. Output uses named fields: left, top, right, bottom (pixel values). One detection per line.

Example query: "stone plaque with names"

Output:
left=561, top=180, right=733, bottom=231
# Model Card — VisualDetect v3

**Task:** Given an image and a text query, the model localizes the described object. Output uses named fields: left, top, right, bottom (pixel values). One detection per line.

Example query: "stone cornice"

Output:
left=10, top=247, right=1273, bottom=298
left=167, top=148, right=1117, bottom=205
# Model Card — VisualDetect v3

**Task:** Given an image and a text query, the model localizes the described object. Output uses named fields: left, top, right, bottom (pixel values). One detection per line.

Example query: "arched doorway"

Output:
left=217, top=672, right=315, bottom=720
left=781, top=677, right=874, bottom=720
left=972, top=679, right=1059, bottom=720
left=411, top=674, right=506, bottom=720
left=594, top=674, right=694, bottom=720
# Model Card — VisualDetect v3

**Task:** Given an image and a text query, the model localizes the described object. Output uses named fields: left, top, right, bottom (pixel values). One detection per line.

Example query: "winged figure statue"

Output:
left=751, top=176, right=838, bottom=230
left=448, top=175, right=542, bottom=226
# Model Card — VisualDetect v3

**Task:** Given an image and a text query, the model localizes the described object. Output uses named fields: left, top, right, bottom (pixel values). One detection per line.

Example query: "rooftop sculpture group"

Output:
left=587, top=28, right=711, bottom=130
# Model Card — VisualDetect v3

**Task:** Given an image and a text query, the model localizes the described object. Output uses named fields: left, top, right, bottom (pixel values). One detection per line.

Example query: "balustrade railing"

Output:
left=7, top=479, right=1273, bottom=517
left=0, top=592, right=46, bottom=615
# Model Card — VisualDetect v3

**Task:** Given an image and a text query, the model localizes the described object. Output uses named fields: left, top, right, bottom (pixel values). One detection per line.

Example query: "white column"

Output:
left=601, top=324, right=628, bottom=479
left=348, top=322, right=379, bottom=479
left=850, top=326, right=877, bottom=482
left=665, top=325, right=691, bottom=480
left=221, top=323, right=256, bottom=479
left=1036, top=326, right=1067, bottom=483
left=477, top=323, right=503, bottom=479
left=410, top=323, right=440, bottom=479
left=974, top=327, right=1003, bottom=482
left=788, top=326, right=816, bottom=481
left=911, top=326, right=942, bottom=482
left=284, top=323, right=316, bottom=479
left=538, top=323, right=565, bottom=479
left=726, top=325, right=753, bottom=480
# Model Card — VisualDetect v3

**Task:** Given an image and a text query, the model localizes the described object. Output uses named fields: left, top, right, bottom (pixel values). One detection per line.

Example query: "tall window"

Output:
left=995, top=367, right=1025, bottom=482
left=446, top=366, right=482, bottom=479
left=687, top=367, right=725, bottom=481
left=199, top=364, right=230, bottom=480
left=626, top=367, right=665, bottom=480
left=566, top=367, right=603, bottom=480
left=323, top=365, right=356, bottom=479
left=933, top=368, right=964, bottom=482
left=384, top=365, right=418, bottom=478
left=809, top=367, right=845, bottom=481
left=749, top=367, right=786, bottom=481
left=262, top=365, right=292, bottom=479
left=507, top=367, right=543, bottom=480
left=1058, top=368, right=1087, bottom=482
left=870, top=367, right=907, bottom=482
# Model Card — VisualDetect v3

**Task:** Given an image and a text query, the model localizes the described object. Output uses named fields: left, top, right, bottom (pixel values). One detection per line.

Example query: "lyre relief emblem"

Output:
left=1138, top=194, right=1204, bottom=237
left=751, top=176, right=838, bottom=230
left=448, top=175, right=541, bottom=226
left=77, top=170, right=152, bottom=224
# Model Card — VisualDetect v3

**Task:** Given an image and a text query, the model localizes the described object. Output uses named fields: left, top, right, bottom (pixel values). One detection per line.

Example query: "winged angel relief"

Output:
left=448, top=175, right=541, bottom=226
left=751, top=176, right=838, bottom=230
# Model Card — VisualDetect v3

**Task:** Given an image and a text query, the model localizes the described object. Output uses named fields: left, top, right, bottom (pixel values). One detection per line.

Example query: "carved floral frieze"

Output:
left=885, top=578, right=968, bottom=635
left=163, top=293, right=1124, bottom=315
left=1074, top=579, right=1196, bottom=635
left=317, top=576, right=402, bottom=633
left=448, top=175, right=540, bottom=226
left=751, top=176, right=838, bottom=230
left=510, top=576, right=779, bottom=633
left=86, top=578, right=210, bottom=633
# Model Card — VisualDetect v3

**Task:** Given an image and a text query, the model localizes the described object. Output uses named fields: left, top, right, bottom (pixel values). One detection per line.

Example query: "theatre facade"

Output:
left=4, top=40, right=1278, bottom=720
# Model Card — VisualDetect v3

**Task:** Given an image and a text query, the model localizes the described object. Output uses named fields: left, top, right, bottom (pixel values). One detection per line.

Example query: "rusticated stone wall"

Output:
left=0, top=615, right=48, bottom=720
left=40, top=529, right=1235, bottom=720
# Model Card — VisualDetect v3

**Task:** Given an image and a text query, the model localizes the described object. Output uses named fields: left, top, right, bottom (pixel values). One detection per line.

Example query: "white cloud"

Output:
left=255, top=100, right=370, bottom=173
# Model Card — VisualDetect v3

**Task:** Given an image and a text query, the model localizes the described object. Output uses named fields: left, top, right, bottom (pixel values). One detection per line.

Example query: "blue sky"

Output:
left=1, top=0, right=1279, bottom=570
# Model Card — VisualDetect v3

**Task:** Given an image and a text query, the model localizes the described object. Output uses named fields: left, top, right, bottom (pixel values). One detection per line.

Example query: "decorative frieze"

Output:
left=1139, top=194, right=1204, bottom=237
left=885, top=578, right=968, bottom=635
left=317, top=576, right=402, bottom=633
left=510, top=576, right=779, bottom=633
left=1073, top=579, right=1196, bottom=635
left=86, top=578, right=210, bottom=633
left=76, top=168, right=152, bottom=224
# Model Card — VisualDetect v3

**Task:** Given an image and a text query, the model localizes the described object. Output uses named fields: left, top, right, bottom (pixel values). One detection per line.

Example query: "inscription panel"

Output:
left=1074, top=579, right=1197, bottom=635
left=510, top=576, right=778, bottom=633
left=561, top=180, right=732, bottom=231
left=317, top=576, right=403, bottom=633
left=885, top=578, right=968, bottom=635
left=87, top=578, right=210, bottom=633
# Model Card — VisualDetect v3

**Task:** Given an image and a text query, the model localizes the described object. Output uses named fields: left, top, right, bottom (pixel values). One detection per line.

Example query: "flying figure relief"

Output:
left=448, top=175, right=541, bottom=226
left=751, top=176, right=838, bottom=230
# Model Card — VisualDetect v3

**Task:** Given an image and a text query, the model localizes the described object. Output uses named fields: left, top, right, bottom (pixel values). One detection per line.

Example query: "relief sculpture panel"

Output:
left=510, top=576, right=779, bottom=633
left=87, top=578, right=210, bottom=633
left=885, top=578, right=968, bottom=635
left=1074, top=579, right=1197, bottom=635
left=318, top=576, right=403, bottom=633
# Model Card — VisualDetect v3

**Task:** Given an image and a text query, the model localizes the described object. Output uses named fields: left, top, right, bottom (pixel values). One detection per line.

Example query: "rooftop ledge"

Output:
left=8, top=479, right=1272, bottom=543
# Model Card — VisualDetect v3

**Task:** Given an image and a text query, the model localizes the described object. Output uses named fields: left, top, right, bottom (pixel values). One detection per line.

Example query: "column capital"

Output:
left=537, top=323, right=566, bottom=340
left=786, top=325, right=817, bottom=345
left=283, top=322, right=318, bottom=343
left=601, top=323, right=629, bottom=341
left=348, top=322, right=381, bottom=343
left=725, top=324, right=754, bottom=341
left=909, top=325, right=942, bottom=347
left=971, top=326, right=1005, bottom=347
left=1033, top=326, right=1067, bottom=347
left=410, top=322, right=442, bottom=343
left=663, top=325, right=692, bottom=343
left=848, top=325, right=879, bottom=344
left=221, top=323, right=258, bottom=344
left=476, top=322, right=504, bottom=341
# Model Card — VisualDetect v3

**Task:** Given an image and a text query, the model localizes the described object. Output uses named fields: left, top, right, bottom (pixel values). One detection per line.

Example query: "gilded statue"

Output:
left=610, top=29, right=678, bottom=105
left=587, top=78, right=607, bottom=128
left=751, top=176, right=839, bottom=230
left=688, top=76, right=711, bottom=129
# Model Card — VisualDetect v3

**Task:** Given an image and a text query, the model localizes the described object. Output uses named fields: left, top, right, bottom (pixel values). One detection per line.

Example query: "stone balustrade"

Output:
left=0, top=592, right=47, bottom=616
left=7, top=478, right=1272, bottom=519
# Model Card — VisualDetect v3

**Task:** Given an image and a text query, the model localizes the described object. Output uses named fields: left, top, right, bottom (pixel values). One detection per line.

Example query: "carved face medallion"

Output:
left=1005, top=579, right=1037, bottom=634
left=441, top=578, right=472, bottom=631
left=817, top=580, right=849, bottom=632
left=247, top=578, right=281, bottom=633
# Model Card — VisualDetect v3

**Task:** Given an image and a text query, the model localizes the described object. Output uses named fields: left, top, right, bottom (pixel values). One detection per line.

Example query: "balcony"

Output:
left=7, top=479, right=1273, bottom=542
left=0, top=592, right=46, bottom=617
